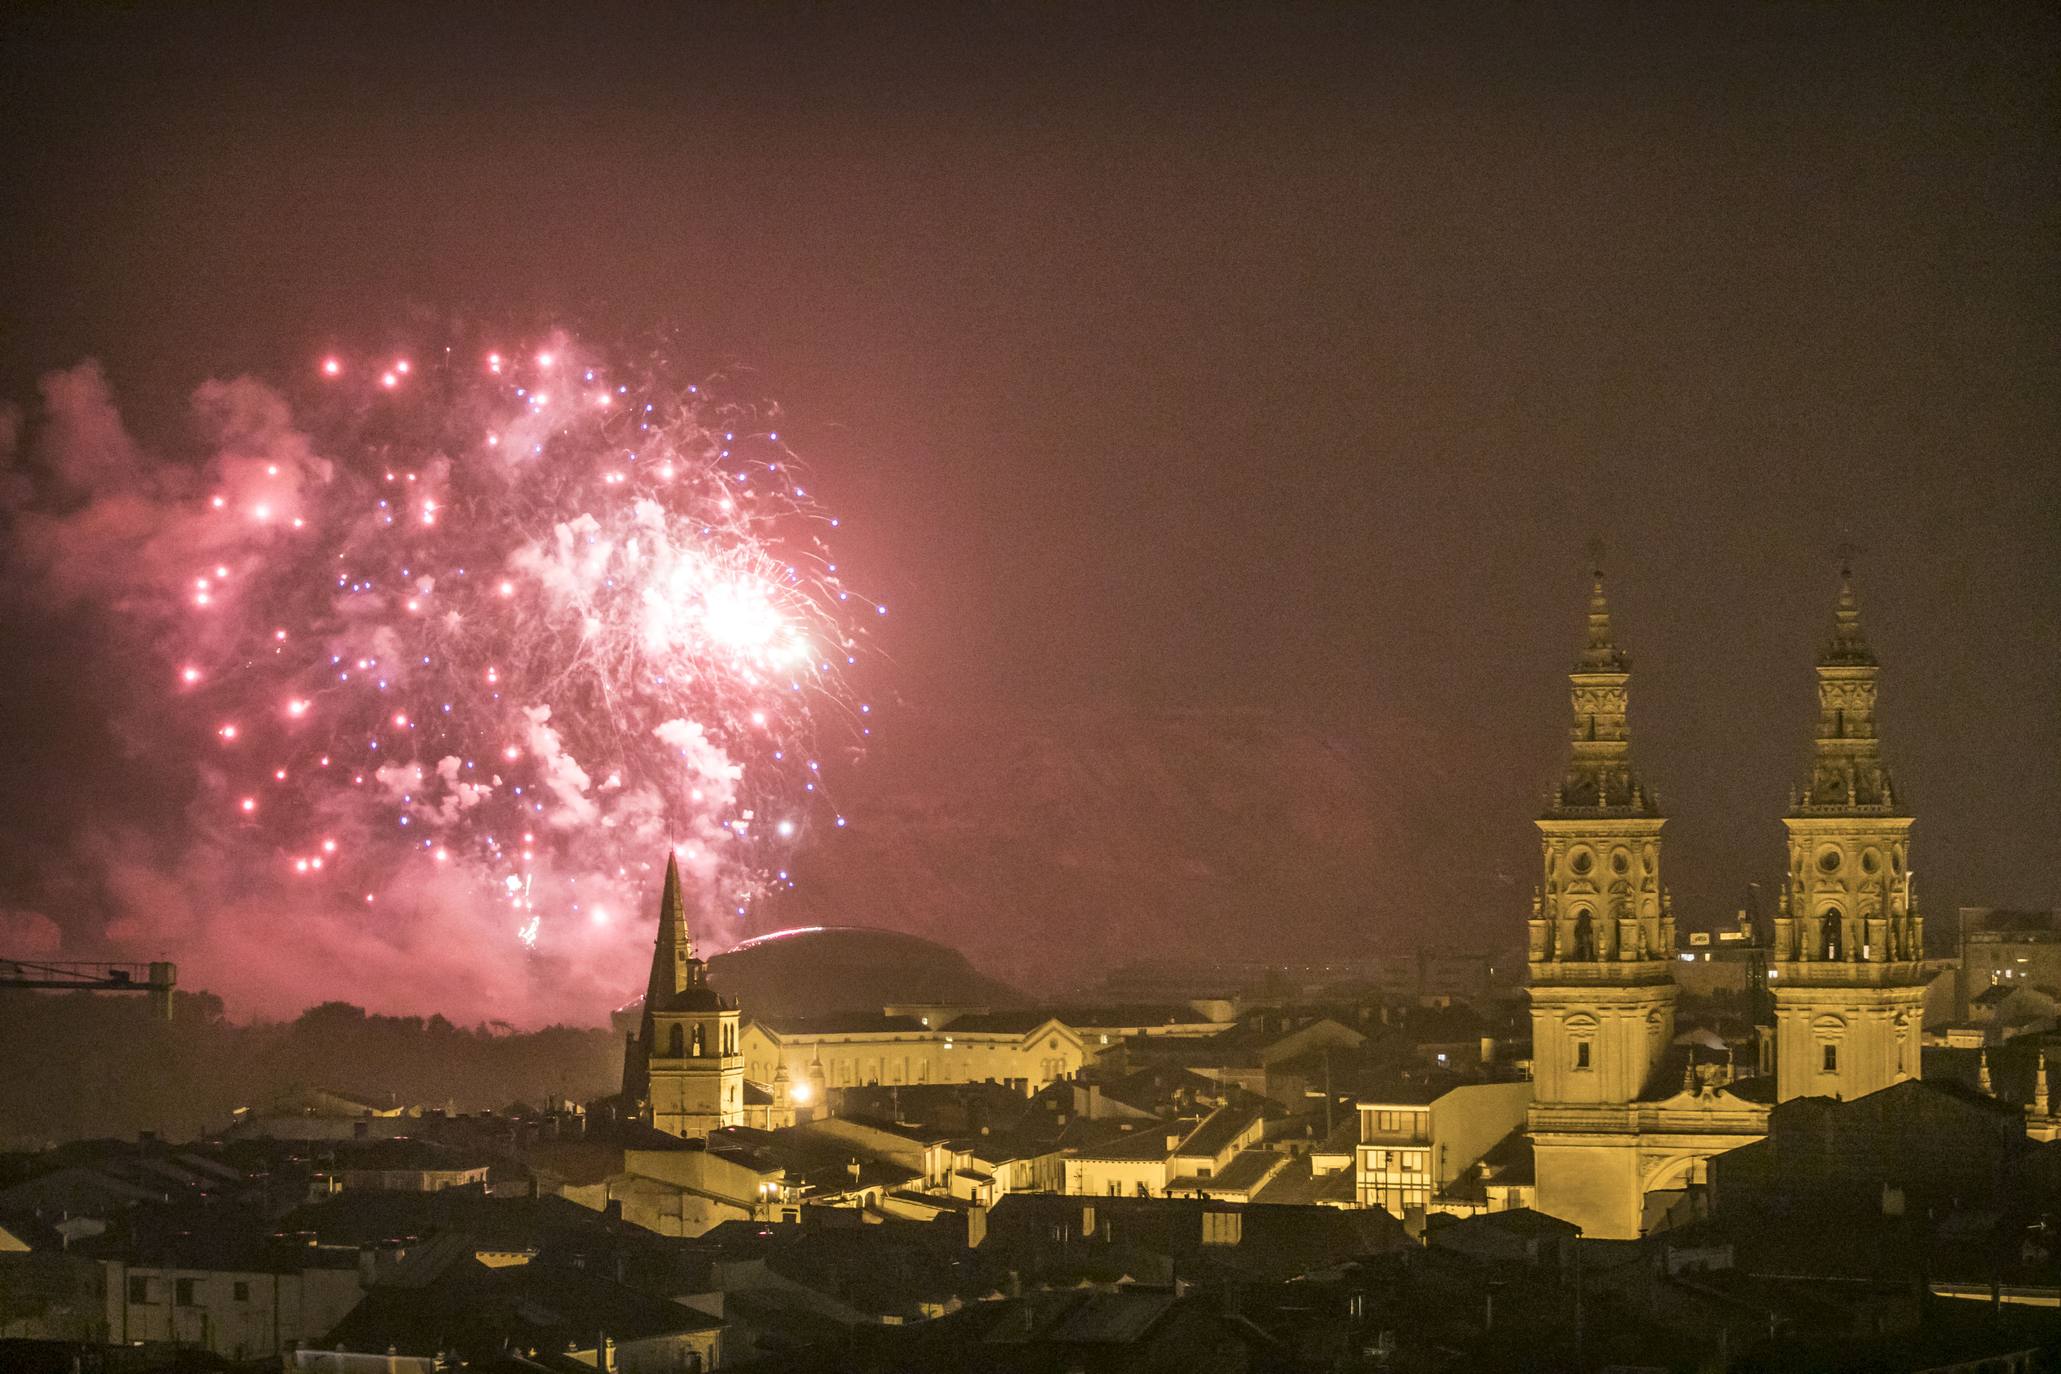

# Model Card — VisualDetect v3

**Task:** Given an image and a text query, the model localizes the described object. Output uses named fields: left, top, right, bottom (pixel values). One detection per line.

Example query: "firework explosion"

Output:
left=8, top=336, right=875, bottom=1020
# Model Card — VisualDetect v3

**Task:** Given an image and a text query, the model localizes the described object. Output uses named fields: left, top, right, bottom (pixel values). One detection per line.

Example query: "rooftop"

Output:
left=1173, top=1104, right=1260, bottom=1159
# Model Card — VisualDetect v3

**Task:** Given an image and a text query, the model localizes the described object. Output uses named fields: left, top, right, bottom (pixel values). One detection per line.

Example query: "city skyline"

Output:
left=1, top=3, right=2055, bottom=1024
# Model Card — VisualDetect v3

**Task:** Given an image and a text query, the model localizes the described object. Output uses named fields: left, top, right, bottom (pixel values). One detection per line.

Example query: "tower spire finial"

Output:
left=1824, top=547, right=1875, bottom=667
left=1577, top=541, right=1628, bottom=673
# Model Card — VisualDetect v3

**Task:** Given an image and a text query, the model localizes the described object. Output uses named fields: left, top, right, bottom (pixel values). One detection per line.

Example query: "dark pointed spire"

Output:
left=660, top=852, right=692, bottom=958
left=645, top=850, right=697, bottom=1009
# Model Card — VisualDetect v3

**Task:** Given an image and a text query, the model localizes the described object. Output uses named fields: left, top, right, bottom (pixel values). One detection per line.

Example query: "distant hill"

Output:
left=766, top=703, right=1499, bottom=994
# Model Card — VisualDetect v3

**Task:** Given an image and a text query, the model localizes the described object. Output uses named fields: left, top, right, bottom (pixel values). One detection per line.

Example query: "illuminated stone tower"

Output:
left=623, top=853, right=745, bottom=1138
left=1527, top=569, right=1679, bottom=1239
left=1768, top=567, right=1931, bottom=1101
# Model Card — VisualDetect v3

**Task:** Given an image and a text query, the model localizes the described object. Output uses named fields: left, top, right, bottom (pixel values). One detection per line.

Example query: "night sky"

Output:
left=2, top=4, right=2056, bottom=1010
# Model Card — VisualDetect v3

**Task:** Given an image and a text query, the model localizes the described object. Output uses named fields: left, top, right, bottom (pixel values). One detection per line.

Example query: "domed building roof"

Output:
left=703, top=924, right=1020, bottom=1021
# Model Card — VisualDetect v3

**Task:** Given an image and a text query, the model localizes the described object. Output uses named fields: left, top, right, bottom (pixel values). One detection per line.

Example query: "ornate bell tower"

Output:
left=1768, top=566, right=1931, bottom=1101
left=1527, top=567, right=1679, bottom=1239
left=623, top=853, right=745, bottom=1138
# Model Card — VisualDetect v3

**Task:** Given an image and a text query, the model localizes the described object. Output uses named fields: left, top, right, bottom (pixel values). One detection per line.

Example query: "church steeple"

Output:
left=1523, top=560, right=1681, bottom=1238
left=1767, top=560, right=1930, bottom=1104
left=1795, top=563, right=1895, bottom=813
left=1579, top=570, right=1631, bottom=673
left=1824, top=562, right=1875, bottom=667
left=645, top=851, right=702, bottom=1010
left=1549, top=565, right=1656, bottom=818
left=1532, top=565, right=1672, bottom=967
left=625, top=850, right=744, bottom=1138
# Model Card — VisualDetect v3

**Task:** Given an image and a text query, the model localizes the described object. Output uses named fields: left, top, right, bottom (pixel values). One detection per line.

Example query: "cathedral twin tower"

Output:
left=1526, top=564, right=1937, bottom=1238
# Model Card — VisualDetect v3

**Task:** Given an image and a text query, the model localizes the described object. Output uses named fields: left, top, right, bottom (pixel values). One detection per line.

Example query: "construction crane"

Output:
left=0, top=959, right=177, bottom=1020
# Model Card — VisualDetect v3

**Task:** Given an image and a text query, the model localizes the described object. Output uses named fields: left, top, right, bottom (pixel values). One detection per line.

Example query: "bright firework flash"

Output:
left=4, top=336, right=878, bottom=1022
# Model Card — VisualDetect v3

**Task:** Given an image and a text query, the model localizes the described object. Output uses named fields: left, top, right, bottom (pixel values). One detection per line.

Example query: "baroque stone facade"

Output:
left=1767, top=571, right=1934, bottom=1101
left=1526, top=566, right=1938, bottom=1239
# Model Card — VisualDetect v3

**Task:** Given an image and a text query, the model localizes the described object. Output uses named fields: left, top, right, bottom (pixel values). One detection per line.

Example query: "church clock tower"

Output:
left=622, top=853, right=745, bottom=1138
left=1768, top=567, right=1931, bottom=1101
left=1527, top=569, right=1679, bottom=1239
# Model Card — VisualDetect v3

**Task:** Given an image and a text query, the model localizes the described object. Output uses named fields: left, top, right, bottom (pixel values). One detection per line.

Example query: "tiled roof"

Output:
left=324, top=1256, right=721, bottom=1357
left=1246, top=1154, right=1358, bottom=1207
left=1173, top=1104, right=1258, bottom=1159
left=1196, top=1148, right=1286, bottom=1195
left=941, top=1010, right=1065, bottom=1035
left=1070, top=1124, right=1182, bottom=1162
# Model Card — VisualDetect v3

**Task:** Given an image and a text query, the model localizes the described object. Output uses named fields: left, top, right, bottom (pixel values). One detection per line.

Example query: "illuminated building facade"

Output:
left=1526, top=574, right=1765, bottom=1239
left=1524, top=568, right=1957, bottom=1238
left=1766, top=568, right=1936, bottom=1102
left=741, top=1011, right=1087, bottom=1100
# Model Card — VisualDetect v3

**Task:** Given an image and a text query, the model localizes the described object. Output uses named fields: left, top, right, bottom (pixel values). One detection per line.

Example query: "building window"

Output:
left=1575, top=1042, right=1592, bottom=1070
left=128, top=1276, right=150, bottom=1305
left=232, top=1281, right=250, bottom=1302
left=1822, top=1044, right=1838, bottom=1073
left=175, top=1278, right=197, bottom=1307
left=1369, top=1109, right=1428, bottom=1137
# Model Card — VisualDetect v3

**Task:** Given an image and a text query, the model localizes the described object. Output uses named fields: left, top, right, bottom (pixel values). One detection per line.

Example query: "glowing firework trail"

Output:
left=169, top=336, right=876, bottom=959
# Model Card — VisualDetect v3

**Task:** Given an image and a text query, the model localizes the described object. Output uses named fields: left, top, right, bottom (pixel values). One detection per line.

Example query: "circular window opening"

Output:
left=1611, top=850, right=1630, bottom=875
left=1570, top=850, right=1594, bottom=876
left=1817, top=848, right=1843, bottom=874
left=1861, top=849, right=1880, bottom=875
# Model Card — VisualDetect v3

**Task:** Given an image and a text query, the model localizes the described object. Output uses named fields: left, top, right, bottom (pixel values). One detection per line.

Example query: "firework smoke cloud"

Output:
left=3, top=335, right=875, bottom=1023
